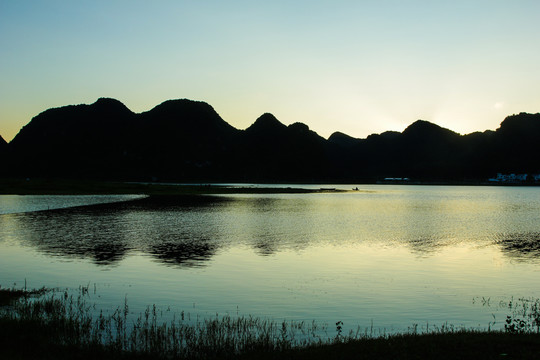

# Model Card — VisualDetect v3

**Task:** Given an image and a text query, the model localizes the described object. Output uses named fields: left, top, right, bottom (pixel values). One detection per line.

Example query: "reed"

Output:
left=0, top=287, right=328, bottom=359
left=1, top=287, right=540, bottom=359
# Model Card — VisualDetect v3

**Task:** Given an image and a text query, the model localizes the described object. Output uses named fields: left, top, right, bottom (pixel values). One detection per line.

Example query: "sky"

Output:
left=1, top=0, right=540, bottom=142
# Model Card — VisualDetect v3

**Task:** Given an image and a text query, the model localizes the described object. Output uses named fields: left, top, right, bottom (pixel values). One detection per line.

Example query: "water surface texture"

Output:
left=1, top=186, right=539, bottom=333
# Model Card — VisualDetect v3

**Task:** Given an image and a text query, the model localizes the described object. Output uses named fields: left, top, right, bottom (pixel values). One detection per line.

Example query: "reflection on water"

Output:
left=148, top=241, right=217, bottom=268
left=2, top=204, right=131, bottom=265
left=1, top=188, right=540, bottom=267
left=0, top=196, right=231, bottom=266
left=1, top=186, right=540, bottom=333
left=0, top=194, right=145, bottom=214
left=495, top=232, right=540, bottom=261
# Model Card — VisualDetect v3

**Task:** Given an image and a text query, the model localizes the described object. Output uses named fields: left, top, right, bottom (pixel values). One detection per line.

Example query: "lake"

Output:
left=1, top=185, right=540, bottom=335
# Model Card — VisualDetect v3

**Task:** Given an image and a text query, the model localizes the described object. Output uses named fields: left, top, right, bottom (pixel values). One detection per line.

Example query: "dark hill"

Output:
left=136, top=99, right=241, bottom=180
left=241, top=115, right=329, bottom=181
left=328, top=132, right=362, bottom=147
left=7, top=98, right=241, bottom=180
left=246, top=113, right=287, bottom=135
left=494, top=113, right=540, bottom=173
left=10, top=98, right=135, bottom=149
left=141, top=99, right=237, bottom=135
left=498, top=112, right=540, bottom=137
left=4, top=99, right=540, bottom=182
left=402, top=120, right=458, bottom=138
left=9, top=98, right=137, bottom=178
left=398, top=120, right=462, bottom=179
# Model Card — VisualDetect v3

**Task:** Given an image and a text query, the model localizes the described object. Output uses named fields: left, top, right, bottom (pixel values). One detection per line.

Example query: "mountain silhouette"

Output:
left=8, top=98, right=242, bottom=180
left=0, top=134, right=7, bottom=168
left=9, top=98, right=137, bottom=178
left=135, top=99, right=241, bottom=180
left=245, top=113, right=288, bottom=135
left=328, top=131, right=362, bottom=147
left=0, top=134, right=6, bottom=151
left=4, top=99, right=540, bottom=182
left=495, top=113, right=540, bottom=173
left=241, top=113, right=329, bottom=181
left=398, top=120, right=462, bottom=179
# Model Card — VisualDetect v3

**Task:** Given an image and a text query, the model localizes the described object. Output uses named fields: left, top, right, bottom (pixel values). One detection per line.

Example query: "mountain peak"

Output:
left=328, top=131, right=354, bottom=141
left=288, top=122, right=310, bottom=132
left=404, top=120, right=440, bottom=132
left=144, top=99, right=237, bottom=134
left=148, top=99, right=215, bottom=114
left=94, top=97, right=125, bottom=106
left=328, top=131, right=362, bottom=147
left=403, top=120, right=458, bottom=137
left=91, top=97, right=133, bottom=115
left=246, top=113, right=286, bottom=133
left=498, top=112, right=540, bottom=135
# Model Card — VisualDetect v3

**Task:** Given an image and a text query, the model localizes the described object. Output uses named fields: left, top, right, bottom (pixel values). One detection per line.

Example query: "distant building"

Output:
left=488, top=173, right=534, bottom=183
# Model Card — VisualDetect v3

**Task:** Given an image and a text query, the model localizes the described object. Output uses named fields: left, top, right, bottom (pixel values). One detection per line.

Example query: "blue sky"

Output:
left=1, top=0, right=539, bottom=142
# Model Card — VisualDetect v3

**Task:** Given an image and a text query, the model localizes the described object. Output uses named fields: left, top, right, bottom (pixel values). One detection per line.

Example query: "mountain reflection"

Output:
left=495, top=232, right=540, bottom=262
left=147, top=241, right=217, bottom=268
left=4, top=196, right=229, bottom=267
left=7, top=206, right=132, bottom=266
left=2, top=193, right=540, bottom=267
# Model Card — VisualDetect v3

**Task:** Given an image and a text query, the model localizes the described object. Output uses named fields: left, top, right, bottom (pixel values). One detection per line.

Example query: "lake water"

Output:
left=1, top=185, right=540, bottom=334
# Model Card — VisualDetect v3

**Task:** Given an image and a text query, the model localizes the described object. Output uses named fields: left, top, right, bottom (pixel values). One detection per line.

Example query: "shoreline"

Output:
left=1, top=177, right=539, bottom=196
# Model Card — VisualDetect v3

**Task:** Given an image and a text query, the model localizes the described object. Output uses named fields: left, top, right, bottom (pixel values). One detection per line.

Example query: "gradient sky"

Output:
left=1, top=0, right=539, bottom=142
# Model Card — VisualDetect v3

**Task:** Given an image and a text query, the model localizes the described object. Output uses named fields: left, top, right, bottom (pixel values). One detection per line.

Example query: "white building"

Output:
left=489, top=173, right=531, bottom=183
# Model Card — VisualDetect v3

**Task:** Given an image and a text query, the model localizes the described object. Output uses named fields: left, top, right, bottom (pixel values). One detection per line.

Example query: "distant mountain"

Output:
left=9, top=98, right=136, bottom=178
left=328, top=131, right=362, bottom=147
left=135, top=99, right=241, bottom=180
left=4, top=99, right=540, bottom=182
left=327, top=113, right=540, bottom=181
left=245, top=113, right=287, bottom=135
left=242, top=115, right=329, bottom=181
left=495, top=112, right=540, bottom=173
left=8, top=98, right=241, bottom=180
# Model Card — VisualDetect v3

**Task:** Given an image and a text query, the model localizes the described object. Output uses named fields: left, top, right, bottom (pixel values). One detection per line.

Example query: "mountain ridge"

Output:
left=3, top=99, right=540, bottom=182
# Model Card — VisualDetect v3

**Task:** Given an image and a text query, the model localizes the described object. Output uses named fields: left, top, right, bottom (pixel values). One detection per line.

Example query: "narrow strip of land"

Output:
left=0, top=178, right=347, bottom=195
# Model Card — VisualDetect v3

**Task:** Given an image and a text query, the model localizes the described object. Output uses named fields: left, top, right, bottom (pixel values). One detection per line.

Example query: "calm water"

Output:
left=1, top=185, right=540, bottom=334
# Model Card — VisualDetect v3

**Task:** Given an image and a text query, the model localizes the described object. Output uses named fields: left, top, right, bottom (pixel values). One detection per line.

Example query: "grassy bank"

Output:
left=1, top=287, right=540, bottom=359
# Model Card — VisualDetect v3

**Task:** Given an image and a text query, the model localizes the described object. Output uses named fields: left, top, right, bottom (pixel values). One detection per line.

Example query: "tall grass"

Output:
left=0, top=287, right=333, bottom=359
left=2, top=287, right=540, bottom=359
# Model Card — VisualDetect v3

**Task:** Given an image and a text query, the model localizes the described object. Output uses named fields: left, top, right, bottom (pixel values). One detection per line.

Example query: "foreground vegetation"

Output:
left=1, top=287, right=540, bottom=359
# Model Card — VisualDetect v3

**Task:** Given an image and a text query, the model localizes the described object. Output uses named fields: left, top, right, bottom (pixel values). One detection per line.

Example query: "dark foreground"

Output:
left=1, top=325, right=539, bottom=360
left=1, top=288, right=540, bottom=360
